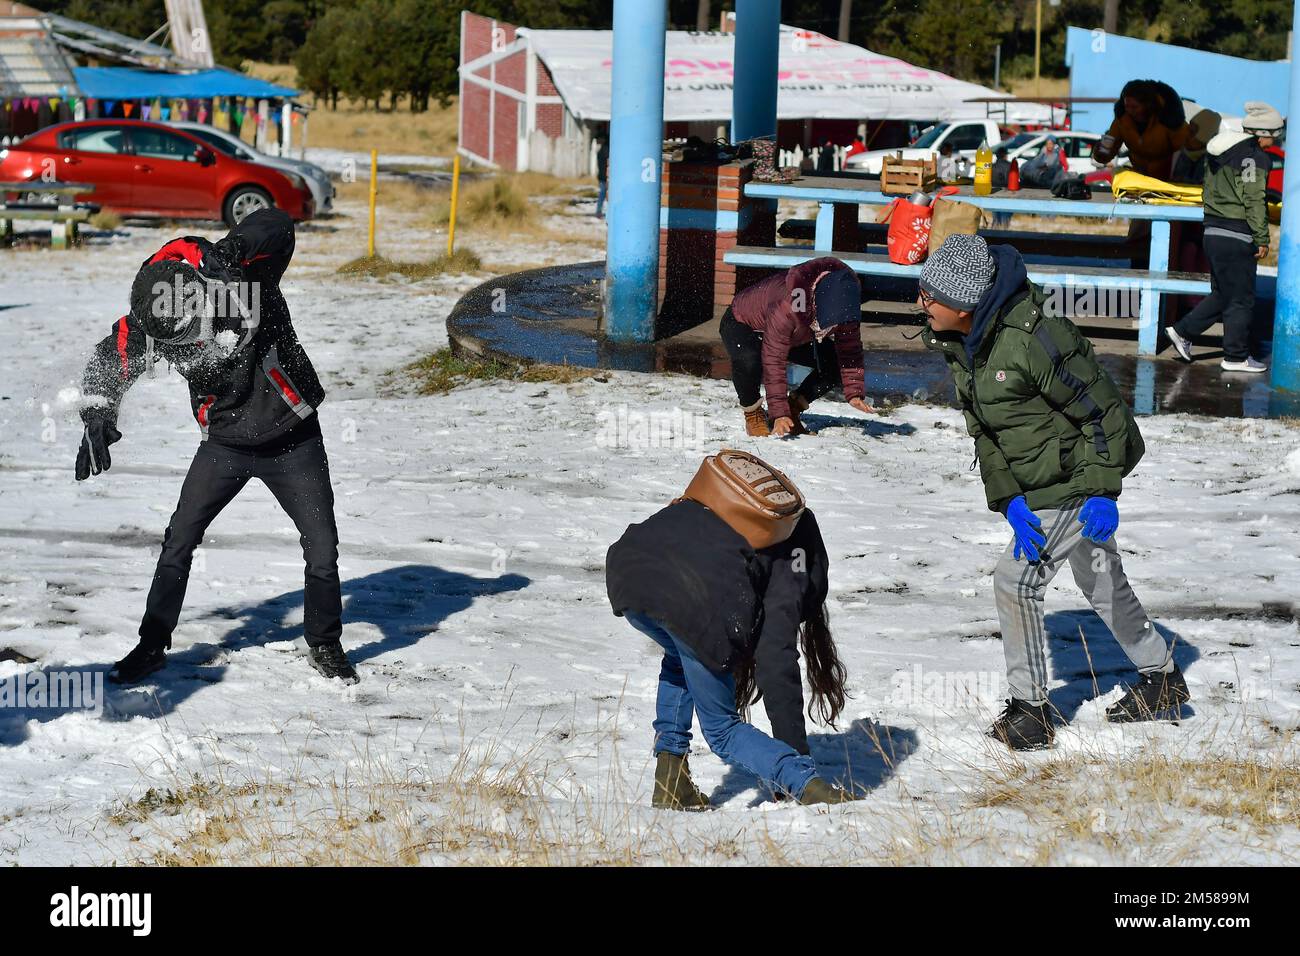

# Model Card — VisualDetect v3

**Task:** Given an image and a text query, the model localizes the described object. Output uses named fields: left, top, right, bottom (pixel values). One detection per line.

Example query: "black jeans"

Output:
left=138, top=422, right=342, bottom=649
left=1174, top=233, right=1258, bottom=362
left=719, top=308, right=842, bottom=409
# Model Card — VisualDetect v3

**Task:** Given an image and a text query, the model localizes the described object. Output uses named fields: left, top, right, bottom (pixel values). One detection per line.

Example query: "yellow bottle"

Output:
left=974, top=139, right=994, bottom=196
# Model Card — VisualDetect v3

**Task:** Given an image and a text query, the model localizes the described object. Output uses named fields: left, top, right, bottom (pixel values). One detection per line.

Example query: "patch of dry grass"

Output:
left=334, top=177, right=440, bottom=210
left=403, top=347, right=596, bottom=395
left=242, top=62, right=460, bottom=157
left=336, top=250, right=483, bottom=280
left=88, top=210, right=123, bottom=231
left=425, top=173, right=592, bottom=245
left=967, top=746, right=1300, bottom=864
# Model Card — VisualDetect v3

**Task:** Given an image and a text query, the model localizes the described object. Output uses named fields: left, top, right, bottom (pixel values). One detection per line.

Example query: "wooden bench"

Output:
left=0, top=206, right=94, bottom=249
left=723, top=244, right=1211, bottom=336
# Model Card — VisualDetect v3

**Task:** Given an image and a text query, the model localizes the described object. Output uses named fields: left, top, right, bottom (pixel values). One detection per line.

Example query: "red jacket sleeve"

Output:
left=762, top=305, right=795, bottom=420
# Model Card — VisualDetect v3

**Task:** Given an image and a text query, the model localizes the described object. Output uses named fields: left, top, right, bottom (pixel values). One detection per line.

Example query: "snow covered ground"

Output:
left=1, top=196, right=1299, bottom=866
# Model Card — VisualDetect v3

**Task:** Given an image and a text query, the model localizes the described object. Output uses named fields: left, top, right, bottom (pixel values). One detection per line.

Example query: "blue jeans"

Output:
left=626, top=612, right=817, bottom=798
left=595, top=179, right=607, bottom=217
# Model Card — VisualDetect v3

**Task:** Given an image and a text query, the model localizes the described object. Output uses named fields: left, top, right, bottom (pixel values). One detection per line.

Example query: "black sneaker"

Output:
left=307, top=642, right=359, bottom=684
left=1106, top=666, right=1190, bottom=723
left=988, top=698, right=1055, bottom=751
left=109, top=642, right=167, bottom=684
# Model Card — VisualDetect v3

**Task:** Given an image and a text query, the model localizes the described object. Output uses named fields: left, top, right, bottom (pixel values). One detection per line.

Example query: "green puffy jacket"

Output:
left=923, top=282, right=1145, bottom=513
left=1201, top=131, right=1271, bottom=247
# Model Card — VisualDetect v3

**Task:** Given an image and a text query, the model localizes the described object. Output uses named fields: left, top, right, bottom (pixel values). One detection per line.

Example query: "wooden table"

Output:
left=0, top=181, right=98, bottom=249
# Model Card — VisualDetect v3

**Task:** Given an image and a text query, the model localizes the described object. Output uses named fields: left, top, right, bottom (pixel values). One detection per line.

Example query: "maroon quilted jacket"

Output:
left=730, top=257, right=865, bottom=420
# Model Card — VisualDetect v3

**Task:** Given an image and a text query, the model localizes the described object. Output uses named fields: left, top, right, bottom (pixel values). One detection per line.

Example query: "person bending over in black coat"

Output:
left=606, top=503, right=857, bottom=808
left=75, top=208, right=356, bottom=686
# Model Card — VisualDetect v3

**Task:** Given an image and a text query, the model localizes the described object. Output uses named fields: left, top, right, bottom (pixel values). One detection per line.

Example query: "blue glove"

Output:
left=1078, top=496, right=1119, bottom=543
left=1005, top=496, right=1046, bottom=562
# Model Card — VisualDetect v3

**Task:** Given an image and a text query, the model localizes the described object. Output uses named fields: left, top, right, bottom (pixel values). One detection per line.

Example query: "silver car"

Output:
left=169, top=121, right=335, bottom=214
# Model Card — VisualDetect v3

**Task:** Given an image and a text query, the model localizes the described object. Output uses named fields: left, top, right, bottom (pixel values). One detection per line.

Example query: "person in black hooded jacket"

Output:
left=74, top=207, right=356, bottom=686
left=606, top=502, right=856, bottom=809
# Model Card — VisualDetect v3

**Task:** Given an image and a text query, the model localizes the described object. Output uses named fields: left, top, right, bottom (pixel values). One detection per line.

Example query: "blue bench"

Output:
left=724, top=244, right=1210, bottom=340
left=741, top=176, right=1211, bottom=354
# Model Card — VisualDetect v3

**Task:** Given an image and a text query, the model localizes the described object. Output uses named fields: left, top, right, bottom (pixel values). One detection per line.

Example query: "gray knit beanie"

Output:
left=1243, top=101, right=1284, bottom=136
left=919, top=234, right=996, bottom=311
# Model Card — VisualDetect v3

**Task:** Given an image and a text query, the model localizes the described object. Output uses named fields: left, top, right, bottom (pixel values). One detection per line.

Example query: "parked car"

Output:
left=991, top=130, right=1113, bottom=176
left=0, top=119, right=314, bottom=226
left=843, top=119, right=1008, bottom=175
left=168, top=120, right=334, bottom=214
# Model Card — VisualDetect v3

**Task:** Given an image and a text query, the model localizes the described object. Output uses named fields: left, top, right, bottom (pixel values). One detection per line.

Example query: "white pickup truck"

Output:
left=843, top=119, right=1005, bottom=175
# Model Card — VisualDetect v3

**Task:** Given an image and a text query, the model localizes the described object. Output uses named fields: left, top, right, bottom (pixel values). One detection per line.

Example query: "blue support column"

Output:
left=1138, top=220, right=1169, bottom=356
left=731, top=0, right=780, bottom=144
left=604, top=0, right=667, bottom=344
left=1271, top=0, right=1300, bottom=394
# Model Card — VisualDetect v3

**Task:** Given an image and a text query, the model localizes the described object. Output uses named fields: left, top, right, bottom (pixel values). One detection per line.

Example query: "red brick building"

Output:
left=458, top=11, right=588, bottom=176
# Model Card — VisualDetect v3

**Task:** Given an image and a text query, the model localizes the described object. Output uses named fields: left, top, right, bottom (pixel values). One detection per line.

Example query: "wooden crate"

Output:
left=880, top=155, right=939, bottom=195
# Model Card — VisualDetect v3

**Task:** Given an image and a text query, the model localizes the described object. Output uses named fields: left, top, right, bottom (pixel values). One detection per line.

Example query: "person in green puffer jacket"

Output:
left=1165, top=102, right=1281, bottom=373
left=919, top=235, right=1189, bottom=751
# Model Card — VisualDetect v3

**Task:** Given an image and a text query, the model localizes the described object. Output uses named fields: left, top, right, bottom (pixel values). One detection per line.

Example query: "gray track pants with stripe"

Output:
left=993, top=499, right=1173, bottom=705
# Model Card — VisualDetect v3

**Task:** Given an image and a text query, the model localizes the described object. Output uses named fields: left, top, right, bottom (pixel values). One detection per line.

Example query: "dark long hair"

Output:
left=1116, top=79, right=1186, bottom=130
left=735, top=601, right=848, bottom=728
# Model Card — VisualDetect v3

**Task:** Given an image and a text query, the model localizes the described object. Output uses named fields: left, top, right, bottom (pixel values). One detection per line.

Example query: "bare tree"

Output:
left=697, top=0, right=711, bottom=32
left=1104, top=0, right=1119, bottom=34
left=838, top=0, right=852, bottom=42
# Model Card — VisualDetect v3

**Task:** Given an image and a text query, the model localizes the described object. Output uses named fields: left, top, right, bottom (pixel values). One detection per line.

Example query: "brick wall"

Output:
left=460, top=11, right=525, bottom=170
left=657, top=158, right=776, bottom=332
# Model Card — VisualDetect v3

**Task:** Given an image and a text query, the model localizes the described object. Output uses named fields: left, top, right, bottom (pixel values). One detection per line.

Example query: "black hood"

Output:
left=964, top=245, right=1028, bottom=365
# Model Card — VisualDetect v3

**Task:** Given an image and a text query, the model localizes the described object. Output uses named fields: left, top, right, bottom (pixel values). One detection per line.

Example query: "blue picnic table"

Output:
left=728, top=175, right=1209, bottom=356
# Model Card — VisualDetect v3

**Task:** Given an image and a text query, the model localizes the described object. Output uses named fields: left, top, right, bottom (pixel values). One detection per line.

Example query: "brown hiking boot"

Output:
left=797, top=777, right=862, bottom=806
left=653, top=752, right=711, bottom=811
left=743, top=406, right=771, bottom=437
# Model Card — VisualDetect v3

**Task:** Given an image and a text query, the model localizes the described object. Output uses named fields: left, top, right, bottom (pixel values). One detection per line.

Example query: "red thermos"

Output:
left=1007, top=159, right=1021, bottom=191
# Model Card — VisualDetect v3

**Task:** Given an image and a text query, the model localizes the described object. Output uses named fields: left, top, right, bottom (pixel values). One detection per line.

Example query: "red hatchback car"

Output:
left=0, top=119, right=314, bottom=226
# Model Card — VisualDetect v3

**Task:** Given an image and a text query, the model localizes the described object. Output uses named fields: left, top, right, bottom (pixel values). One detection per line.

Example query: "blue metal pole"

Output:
left=731, top=0, right=780, bottom=144
left=1270, top=0, right=1300, bottom=394
left=604, top=0, right=667, bottom=344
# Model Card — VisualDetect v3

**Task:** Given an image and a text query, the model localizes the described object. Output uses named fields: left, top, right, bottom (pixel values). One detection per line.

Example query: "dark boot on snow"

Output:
left=307, top=641, right=359, bottom=684
left=988, top=698, right=1055, bottom=751
left=797, top=777, right=862, bottom=806
left=785, top=393, right=815, bottom=436
left=653, top=752, right=710, bottom=811
left=108, top=642, right=167, bottom=684
left=1106, top=666, right=1190, bottom=723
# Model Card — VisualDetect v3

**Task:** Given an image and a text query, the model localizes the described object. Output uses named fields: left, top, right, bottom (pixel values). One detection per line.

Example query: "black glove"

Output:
left=75, top=420, right=122, bottom=481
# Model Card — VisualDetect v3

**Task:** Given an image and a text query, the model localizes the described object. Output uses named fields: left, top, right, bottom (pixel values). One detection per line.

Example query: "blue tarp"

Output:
left=72, top=67, right=297, bottom=101
left=1065, top=26, right=1288, bottom=135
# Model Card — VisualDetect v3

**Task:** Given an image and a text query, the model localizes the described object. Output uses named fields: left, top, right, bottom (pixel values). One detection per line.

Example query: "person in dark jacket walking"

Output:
left=606, top=503, right=856, bottom=808
left=721, top=256, right=873, bottom=437
left=919, top=235, right=1189, bottom=750
left=75, top=207, right=357, bottom=685
left=594, top=130, right=609, bottom=219
left=1165, top=103, right=1280, bottom=373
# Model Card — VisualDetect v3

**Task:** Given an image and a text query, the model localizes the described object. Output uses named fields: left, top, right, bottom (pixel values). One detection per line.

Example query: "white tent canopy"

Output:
left=521, top=25, right=1052, bottom=126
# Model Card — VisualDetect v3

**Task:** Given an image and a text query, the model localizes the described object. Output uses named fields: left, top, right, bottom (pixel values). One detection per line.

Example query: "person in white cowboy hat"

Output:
left=1165, top=102, right=1282, bottom=374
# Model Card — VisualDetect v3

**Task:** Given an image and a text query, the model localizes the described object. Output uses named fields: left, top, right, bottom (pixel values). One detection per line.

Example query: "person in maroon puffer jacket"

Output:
left=720, top=256, right=873, bottom=436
